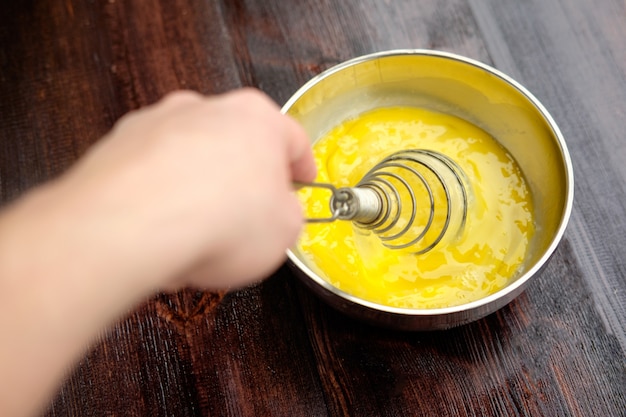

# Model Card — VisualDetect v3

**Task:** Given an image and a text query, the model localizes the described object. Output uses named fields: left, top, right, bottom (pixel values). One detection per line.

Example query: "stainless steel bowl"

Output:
left=282, top=49, right=574, bottom=330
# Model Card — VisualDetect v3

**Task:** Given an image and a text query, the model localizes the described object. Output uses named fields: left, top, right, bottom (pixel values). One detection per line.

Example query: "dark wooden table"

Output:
left=2, top=1, right=625, bottom=416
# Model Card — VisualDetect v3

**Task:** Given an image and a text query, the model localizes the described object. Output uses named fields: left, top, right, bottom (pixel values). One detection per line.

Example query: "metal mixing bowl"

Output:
left=282, top=49, right=574, bottom=330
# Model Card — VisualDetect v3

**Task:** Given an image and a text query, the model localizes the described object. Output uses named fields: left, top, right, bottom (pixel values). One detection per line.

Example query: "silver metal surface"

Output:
left=332, top=187, right=382, bottom=224
left=282, top=49, right=574, bottom=330
left=303, top=149, right=470, bottom=254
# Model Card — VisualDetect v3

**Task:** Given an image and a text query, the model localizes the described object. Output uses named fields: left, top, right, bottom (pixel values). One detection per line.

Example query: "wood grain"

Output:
left=0, top=0, right=624, bottom=416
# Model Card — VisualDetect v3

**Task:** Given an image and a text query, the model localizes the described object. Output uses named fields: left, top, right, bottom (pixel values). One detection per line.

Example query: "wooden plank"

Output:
left=49, top=274, right=329, bottom=416
left=271, top=0, right=626, bottom=415
left=0, top=0, right=624, bottom=415
left=469, top=0, right=626, bottom=365
left=298, top=242, right=626, bottom=416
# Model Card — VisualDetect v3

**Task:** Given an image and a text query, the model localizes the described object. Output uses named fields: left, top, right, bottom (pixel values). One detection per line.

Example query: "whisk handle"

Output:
left=294, top=182, right=382, bottom=224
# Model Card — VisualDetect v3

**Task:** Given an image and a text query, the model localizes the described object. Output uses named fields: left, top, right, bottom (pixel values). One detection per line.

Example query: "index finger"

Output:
left=282, top=114, right=317, bottom=183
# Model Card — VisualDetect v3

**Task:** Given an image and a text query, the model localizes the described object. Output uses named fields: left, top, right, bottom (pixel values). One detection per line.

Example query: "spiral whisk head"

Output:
left=305, top=149, right=470, bottom=254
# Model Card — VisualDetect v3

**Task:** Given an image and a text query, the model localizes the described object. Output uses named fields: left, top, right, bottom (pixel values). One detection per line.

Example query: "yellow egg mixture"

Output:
left=297, top=107, right=535, bottom=309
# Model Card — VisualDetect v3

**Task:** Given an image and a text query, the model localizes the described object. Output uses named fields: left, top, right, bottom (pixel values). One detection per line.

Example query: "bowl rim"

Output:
left=282, top=48, right=574, bottom=317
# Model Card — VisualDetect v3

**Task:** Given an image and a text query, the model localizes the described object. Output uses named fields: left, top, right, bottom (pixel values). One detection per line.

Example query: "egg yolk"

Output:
left=296, top=107, right=535, bottom=309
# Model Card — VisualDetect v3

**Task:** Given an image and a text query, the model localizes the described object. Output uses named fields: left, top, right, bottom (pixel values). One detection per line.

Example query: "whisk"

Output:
left=299, top=149, right=471, bottom=254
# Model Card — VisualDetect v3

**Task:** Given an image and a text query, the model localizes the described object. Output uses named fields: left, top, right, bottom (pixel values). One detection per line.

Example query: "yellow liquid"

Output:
left=297, top=107, right=535, bottom=309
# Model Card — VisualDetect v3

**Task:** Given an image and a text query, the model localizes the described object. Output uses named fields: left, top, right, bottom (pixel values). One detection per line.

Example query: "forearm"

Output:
left=0, top=181, right=153, bottom=417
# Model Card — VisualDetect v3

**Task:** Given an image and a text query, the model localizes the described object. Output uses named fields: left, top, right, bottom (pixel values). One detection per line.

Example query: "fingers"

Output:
left=282, top=114, right=317, bottom=183
left=216, top=88, right=317, bottom=183
left=184, top=192, right=304, bottom=291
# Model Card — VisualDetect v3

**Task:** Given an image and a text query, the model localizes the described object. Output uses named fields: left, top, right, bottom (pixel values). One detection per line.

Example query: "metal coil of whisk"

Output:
left=300, top=149, right=471, bottom=254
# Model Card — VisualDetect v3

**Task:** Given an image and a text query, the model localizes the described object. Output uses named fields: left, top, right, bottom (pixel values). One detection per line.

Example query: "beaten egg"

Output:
left=297, top=107, right=535, bottom=309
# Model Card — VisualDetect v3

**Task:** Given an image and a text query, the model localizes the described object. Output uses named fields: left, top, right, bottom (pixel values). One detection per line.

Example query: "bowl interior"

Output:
left=283, top=50, right=573, bottom=323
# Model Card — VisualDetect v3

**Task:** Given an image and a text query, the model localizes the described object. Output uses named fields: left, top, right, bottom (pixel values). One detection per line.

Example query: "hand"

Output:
left=48, top=88, right=317, bottom=290
left=0, top=88, right=317, bottom=417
